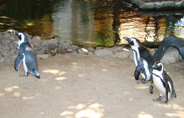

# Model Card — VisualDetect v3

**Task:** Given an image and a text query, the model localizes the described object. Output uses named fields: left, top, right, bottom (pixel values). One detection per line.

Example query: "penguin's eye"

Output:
left=18, top=35, right=22, bottom=40
left=156, top=64, right=162, bottom=71
left=130, top=40, right=134, bottom=45
left=18, top=33, right=24, bottom=41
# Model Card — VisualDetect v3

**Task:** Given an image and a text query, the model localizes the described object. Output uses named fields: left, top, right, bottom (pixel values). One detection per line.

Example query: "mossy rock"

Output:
left=130, top=0, right=184, bottom=10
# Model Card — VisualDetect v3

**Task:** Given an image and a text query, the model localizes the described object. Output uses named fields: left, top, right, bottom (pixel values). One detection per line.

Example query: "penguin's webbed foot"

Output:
left=137, top=79, right=147, bottom=84
left=153, top=96, right=162, bottom=102
left=161, top=100, right=168, bottom=104
left=19, top=74, right=28, bottom=77
left=149, top=85, right=154, bottom=94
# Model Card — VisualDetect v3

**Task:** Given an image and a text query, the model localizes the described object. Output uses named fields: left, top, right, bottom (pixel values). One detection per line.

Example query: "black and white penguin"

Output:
left=123, top=37, right=156, bottom=83
left=14, top=32, right=40, bottom=78
left=152, top=62, right=176, bottom=103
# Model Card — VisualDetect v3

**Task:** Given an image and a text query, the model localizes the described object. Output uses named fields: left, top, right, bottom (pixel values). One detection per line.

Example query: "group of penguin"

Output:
left=13, top=32, right=184, bottom=104
left=123, top=37, right=182, bottom=103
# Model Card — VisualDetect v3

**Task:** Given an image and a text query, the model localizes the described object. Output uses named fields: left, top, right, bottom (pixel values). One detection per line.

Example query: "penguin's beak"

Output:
left=123, top=37, right=134, bottom=46
left=123, top=37, right=131, bottom=43
left=123, top=37, right=130, bottom=41
left=13, top=32, right=18, bottom=35
left=152, top=64, right=158, bottom=69
left=13, top=32, right=21, bottom=41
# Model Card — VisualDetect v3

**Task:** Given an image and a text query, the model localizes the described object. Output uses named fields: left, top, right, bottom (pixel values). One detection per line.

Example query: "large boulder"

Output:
left=160, top=47, right=182, bottom=64
left=94, top=49, right=113, bottom=56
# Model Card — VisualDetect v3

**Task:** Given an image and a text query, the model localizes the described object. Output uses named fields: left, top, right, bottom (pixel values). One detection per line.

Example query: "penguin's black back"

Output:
left=20, top=43, right=38, bottom=72
left=139, top=46, right=156, bottom=70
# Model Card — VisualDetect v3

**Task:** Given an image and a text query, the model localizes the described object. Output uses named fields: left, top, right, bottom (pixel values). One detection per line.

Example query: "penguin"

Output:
left=123, top=37, right=156, bottom=84
left=14, top=32, right=40, bottom=78
left=154, top=36, right=184, bottom=61
left=152, top=62, right=176, bottom=103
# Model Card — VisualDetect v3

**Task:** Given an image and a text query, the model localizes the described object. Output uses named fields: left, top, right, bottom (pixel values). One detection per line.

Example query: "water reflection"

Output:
left=0, top=0, right=184, bottom=48
left=52, top=0, right=115, bottom=47
left=0, top=0, right=62, bottom=39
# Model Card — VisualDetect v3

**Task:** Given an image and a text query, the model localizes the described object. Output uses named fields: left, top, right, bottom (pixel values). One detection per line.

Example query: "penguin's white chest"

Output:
left=142, top=60, right=151, bottom=80
left=22, top=54, right=28, bottom=73
left=132, top=48, right=140, bottom=66
left=132, top=48, right=151, bottom=80
left=152, top=74, right=166, bottom=96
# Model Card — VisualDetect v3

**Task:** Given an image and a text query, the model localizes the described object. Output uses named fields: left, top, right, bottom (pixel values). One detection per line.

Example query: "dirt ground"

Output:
left=0, top=54, right=184, bottom=118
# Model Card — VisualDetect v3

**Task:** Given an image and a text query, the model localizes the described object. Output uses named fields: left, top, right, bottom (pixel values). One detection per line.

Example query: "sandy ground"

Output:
left=0, top=54, right=184, bottom=118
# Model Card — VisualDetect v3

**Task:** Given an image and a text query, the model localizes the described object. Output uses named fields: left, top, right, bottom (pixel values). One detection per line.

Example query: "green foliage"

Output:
left=94, top=29, right=114, bottom=47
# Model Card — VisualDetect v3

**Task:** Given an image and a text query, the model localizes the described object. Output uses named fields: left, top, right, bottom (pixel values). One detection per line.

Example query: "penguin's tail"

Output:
left=171, top=89, right=177, bottom=98
left=35, top=75, right=40, bottom=79
left=32, top=68, right=40, bottom=79
left=34, top=72, right=40, bottom=79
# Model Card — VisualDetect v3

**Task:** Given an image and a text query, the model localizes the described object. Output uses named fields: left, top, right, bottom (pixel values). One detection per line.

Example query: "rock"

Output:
left=58, top=42, right=71, bottom=49
left=71, top=45, right=79, bottom=53
left=32, top=36, right=42, bottom=41
left=47, top=39, right=58, bottom=50
left=50, top=50, right=57, bottom=56
left=37, top=54, right=49, bottom=59
left=1, top=49, right=9, bottom=56
left=88, top=52, right=93, bottom=55
left=87, top=47, right=95, bottom=52
left=0, top=31, right=183, bottom=64
left=12, top=55, right=17, bottom=60
left=66, top=48, right=74, bottom=53
left=95, top=47, right=102, bottom=50
left=48, top=43, right=58, bottom=50
left=35, top=50, right=45, bottom=55
left=72, top=45, right=79, bottom=50
left=0, top=57, right=6, bottom=62
left=110, top=46, right=123, bottom=54
left=0, top=56, right=13, bottom=62
left=112, top=51, right=129, bottom=59
left=48, top=39, right=58, bottom=45
left=160, top=47, right=182, bottom=64
left=30, top=36, right=42, bottom=49
left=12, top=40, right=18, bottom=47
left=129, top=50, right=134, bottom=60
left=94, top=49, right=113, bottom=56
left=9, top=50, right=15, bottom=57
left=0, top=55, right=2, bottom=62
left=3, top=33, right=11, bottom=39
left=58, top=47, right=67, bottom=54
left=41, top=41, right=49, bottom=47
left=78, top=48, right=88, bottom=55
left=9, top=35, right=16, bottom=42
left=54, top=48, right=59, bottom=53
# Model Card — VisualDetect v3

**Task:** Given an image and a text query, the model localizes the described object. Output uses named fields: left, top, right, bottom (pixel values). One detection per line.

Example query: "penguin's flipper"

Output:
left=164, top=71, right=177, bottom=98
left=14, top=54, right=23, bottom=71
left=134, top=59, right=144, bottom=80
